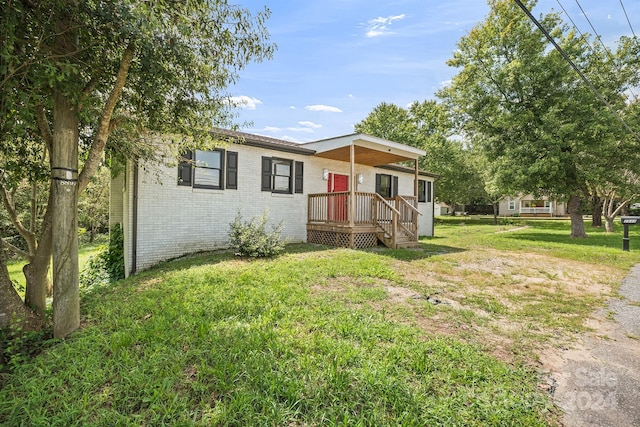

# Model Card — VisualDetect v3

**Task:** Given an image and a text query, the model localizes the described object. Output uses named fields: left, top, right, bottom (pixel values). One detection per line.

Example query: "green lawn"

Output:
left=2, top=219, right=639, bottom=426
left=7, top=238, right=105, bottom=295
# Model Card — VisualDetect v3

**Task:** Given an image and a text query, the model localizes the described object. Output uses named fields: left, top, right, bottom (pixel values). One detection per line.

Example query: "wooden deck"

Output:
left=307, top=192, right=419, bottom=249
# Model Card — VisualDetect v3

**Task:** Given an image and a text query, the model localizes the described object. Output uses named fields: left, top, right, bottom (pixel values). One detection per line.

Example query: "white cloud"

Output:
left=289, top=106, right=296, bottom=109
left=298, top=121, right=322, bottom=129
left=305, top=104, right=343, bottom=113
left=440, top=79, right=452, bottom=87
left=365, top=14, right=406, bottom=38
left=227, top=95, right=263, bottom=110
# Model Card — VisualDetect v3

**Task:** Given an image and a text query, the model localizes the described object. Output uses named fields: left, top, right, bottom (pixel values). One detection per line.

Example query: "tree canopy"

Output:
left=355, top=101, right=486, bottom=211
left=438, top=0, right=640, bottom=237
left=1, top=0, right=275, bottom=336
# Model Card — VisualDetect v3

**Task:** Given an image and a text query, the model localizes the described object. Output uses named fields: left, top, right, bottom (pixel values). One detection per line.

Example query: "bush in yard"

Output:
left=79, top=224, right=125, bottom=287
left=229, top=211, right=285, bottom=257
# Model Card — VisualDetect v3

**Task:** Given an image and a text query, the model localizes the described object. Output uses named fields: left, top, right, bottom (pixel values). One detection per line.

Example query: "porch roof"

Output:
left=301, top=133, right=426, bottom=166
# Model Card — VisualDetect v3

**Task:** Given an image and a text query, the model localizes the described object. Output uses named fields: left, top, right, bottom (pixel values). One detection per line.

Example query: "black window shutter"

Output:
left=294, top=161, right=303, bottom=194
left=178, top=150, right=193, bottom=186
left=261, top=157, right=272, bottom=191
left=392, top=176, right=399, bottom=197
left=218, top=149, right=225, bottom=189
left=226, top=151, right=238, bottom=189
left=375, top=174, right=382, bottom=194
left=427, top=181, right=432, bottom=203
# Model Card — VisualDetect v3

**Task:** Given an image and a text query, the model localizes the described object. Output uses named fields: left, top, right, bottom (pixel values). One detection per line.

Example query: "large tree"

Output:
left=439, top=0, right=640, bottom=237
left=1, top=0, right=275, bottom=336
left=355, top=101, right=486, bottom=211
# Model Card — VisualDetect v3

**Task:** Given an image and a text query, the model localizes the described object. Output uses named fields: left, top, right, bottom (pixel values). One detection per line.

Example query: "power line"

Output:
left=556, top=0, right=585, bottom=40
left=512, top=0, right=640, bottom=144
left=559, top=0, right=638, bottom=101
left=619, top=0, right=640, bottom=49
left=573, top=0, right=616, bottom=62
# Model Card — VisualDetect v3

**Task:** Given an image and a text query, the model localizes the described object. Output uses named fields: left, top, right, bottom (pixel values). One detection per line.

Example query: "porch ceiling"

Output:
left=313, top=145, right=411, bottom=166
left=301, top=133, right=426, bottom=166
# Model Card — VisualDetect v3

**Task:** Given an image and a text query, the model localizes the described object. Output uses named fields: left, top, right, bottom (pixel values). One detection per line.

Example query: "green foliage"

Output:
left=439, top=0, right=640, bottom=201
left=105, top=224, right=125, bottom=281
left=78, top=166, right=110, bottom=242
left=228, top=211, right=285, bottom=258
left=79, top=224, right=124, bottom=287
left=355, top=100, right=487, bottom=207
left=79, top=246, right=110, bottom=288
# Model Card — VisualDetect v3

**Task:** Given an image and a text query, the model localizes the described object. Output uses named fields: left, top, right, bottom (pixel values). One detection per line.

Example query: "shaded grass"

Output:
left=0, top=248, right=555, bottom=426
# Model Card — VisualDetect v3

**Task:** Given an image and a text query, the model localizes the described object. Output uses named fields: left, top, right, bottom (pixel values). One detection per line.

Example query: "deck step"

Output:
left=376, top=232, right=418, bottom=249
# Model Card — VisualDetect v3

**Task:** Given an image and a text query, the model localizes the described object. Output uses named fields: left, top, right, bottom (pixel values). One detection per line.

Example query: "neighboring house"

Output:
left=110, top=129, right=437, bottom=276
left=434, top=203, right=451, bottom=216
left=499, top=195, right=567, bottom=217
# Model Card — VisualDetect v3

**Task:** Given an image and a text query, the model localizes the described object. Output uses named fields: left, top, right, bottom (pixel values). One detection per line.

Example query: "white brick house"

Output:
left=110, top=129, right=436, bottom=276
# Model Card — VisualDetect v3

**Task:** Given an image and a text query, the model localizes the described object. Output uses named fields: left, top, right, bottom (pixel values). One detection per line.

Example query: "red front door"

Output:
left=328, top=173, right=349, bottom=222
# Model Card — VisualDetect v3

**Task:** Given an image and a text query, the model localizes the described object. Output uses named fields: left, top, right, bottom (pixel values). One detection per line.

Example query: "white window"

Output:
left=508, top=201, right=516, bottom=210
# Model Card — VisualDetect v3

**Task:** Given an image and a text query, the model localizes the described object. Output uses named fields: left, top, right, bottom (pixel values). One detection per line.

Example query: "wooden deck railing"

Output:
left=308, top=192, right=378, bottom=224
left=308, top=192, right=420, bottom=246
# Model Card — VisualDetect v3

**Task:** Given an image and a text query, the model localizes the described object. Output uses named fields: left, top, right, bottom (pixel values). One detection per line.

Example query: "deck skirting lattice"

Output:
left=307, top=229, right=378, bottom=249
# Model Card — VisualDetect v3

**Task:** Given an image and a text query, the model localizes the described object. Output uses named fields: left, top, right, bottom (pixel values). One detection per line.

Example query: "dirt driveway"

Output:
left=542, top=264, right=640, bottom=426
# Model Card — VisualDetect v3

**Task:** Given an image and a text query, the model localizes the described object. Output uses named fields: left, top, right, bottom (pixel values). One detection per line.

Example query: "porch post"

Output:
left=349, top=143, right=355, bottom=228
left=414, top=159, right=419, bottom=198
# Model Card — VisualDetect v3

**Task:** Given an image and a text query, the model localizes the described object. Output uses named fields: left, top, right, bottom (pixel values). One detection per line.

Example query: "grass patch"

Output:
left=1, top=247, right=556, bottom=426
left=4, top=219, right=640, bottom=425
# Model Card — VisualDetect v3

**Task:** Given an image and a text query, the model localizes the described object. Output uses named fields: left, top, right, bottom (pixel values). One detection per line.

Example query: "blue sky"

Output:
left=229, top=0, right=640, bottom=143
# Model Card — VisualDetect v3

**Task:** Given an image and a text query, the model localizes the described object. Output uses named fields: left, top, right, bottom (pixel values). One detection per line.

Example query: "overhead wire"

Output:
left=512, top=0, right=640, bottom=144
left=619, top=0, right=640, bottom=50
left=567, top=0, right=638, bottom=101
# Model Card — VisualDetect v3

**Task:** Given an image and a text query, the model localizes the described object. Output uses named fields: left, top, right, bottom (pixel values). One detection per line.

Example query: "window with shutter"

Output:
left=178, top=148, right=236, bottom=191
left=262, top=156, right=296, bottom=194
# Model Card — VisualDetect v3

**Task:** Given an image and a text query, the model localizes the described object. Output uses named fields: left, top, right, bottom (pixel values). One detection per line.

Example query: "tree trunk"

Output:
left=568, top=194, right=587, bottom=238
left=492, top=202, right=498, bottom=225
left=450, top=202, right=457, bottom=216
left=23, top=185, right=54, bottom=314
left=604, top=217, right=615, bottom=233
left=51, top=89, right=80, bottom=339
left=0, top=244, right=42, bottom=331
left=50, top=12, right=81, bottom=339
left=591, top=194, right=602, bottom=227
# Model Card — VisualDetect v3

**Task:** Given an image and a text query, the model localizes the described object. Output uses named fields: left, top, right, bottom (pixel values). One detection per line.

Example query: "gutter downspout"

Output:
left=131, top=161, right=138, bottom=275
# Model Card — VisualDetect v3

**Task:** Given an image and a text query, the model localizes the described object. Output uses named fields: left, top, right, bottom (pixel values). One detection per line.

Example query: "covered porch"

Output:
left=302, top=134, right=426, bottom=249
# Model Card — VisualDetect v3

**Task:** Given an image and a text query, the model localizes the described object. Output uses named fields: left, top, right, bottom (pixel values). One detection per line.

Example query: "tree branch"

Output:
left=78, top=44, right=135, bottom=192
left=0, top=236, right=30, bottom=260
left=35, top=103, right=53, bottom=153
left=0, top=184, right=36, bottom=255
